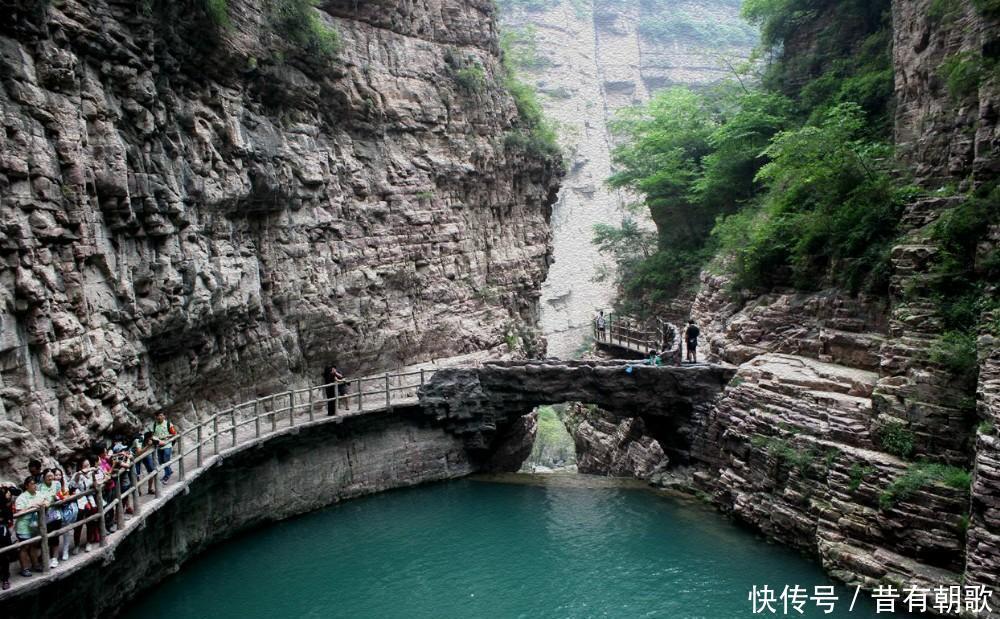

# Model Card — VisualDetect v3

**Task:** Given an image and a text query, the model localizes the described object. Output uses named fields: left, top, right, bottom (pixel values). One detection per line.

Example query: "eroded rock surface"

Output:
left=0, top=0, right=561, bottom=475
left=565, top=404, right=667, bottom=479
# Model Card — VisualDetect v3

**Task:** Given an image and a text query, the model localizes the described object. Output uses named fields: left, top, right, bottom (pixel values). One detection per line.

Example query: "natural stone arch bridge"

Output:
left=417, top=360, right=737, bottom=463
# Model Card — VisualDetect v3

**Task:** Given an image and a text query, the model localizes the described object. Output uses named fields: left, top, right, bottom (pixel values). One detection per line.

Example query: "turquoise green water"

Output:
left=130, top=476, right=916, bottom=619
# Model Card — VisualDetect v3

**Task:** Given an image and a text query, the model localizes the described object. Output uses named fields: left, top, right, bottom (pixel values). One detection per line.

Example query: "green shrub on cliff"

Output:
left=940, top=52, right=988, bottom=100
left=273, top=0, right=340, bottom=58
left=499, top=38, right=560, bottom=162
left=751, top=434, right=819, bottom=474
left=455, top=64, right=487, bottom=92
left=713, top=103, right=906, bottom=293
left=602, top=0, right=900, bottom=306
left=879, top=462, right=972, bottom=510
left=602, top=85, right=788, bottom=311
left=973, top=0, right=1000, bottom=17
left=930, top=331, right=979, bottom=387
left=874, top=421, right=915, bottom=459
left=847, top=463, right=876, bottom=492
left=203, top=0, right=230, bottom=28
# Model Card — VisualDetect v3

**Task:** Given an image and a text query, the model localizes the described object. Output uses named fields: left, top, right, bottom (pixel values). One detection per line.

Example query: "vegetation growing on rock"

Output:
left=879, top=462, right=972, bottom=510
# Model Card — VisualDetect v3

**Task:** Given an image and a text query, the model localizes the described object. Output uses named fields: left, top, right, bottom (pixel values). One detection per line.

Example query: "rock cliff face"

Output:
left=677, top=0, right=1000, bottom=603
left=893, top=0, right=1000, bottom=185
left=565, top=403, right=667, bottom=478
left=498, top=0, right=753, bottom=355
left=0, top=0, right=561, bottom=475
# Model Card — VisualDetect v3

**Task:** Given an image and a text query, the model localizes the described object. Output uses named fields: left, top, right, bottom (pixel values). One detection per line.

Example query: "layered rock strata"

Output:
left=0, top=0, right=561, bottom=475
left=565, top=403, right=667, bottom=478
left=967, top=331, right=1000, bottom=594
left=691, top=353, right=967, bottom=590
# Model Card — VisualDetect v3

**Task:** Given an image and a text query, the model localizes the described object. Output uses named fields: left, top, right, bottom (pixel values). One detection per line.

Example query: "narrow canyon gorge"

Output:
left=1, top=0, right=999, bottom=617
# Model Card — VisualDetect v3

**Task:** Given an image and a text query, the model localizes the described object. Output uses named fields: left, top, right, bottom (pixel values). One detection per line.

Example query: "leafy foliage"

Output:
left=455, top=64, right=487, bottom=92
left=273, top=0, right=340, bottom=59
left=940, top=52, right=989, bottom=100
left=848, top=463, right=876, bottom=492
left=499, top=26, right=552, bottom=71
left=874, top=421, right=916, bottom=459
left=743, top=0, right=892, bottom=118
left=751, top=434, right=820, bottom=474
left=930, top=330, right=979, bottom=381
left=499, top=35, right=561, bottom=162
left=715, top=103, right=907, bottom=292
left=879, top=462, right=972, bottom=510
left=602, top=86, right=788, bottom=311
left=525, top=405, right=576, bottom=468
left=602, top=0, right=902, bottom=307
left=203, top=0, right=230, bottom=28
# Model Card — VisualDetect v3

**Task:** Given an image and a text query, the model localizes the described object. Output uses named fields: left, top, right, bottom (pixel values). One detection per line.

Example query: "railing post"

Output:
left=114, top=472, right=125, bottom=530
left=213, top=415, right=220, bottom=456
left=37, top=507, right=50, bottom=572
left=231, top=408, right=238, bottom=447
left=254, top=399, right=261, bottom=438
left=271, top=394, right=277, bottom=433
left=420, top=368, right=425, bottom=386
left=93, top=472, right=108, bottom=547
left=289, top=390, right=295, bottom=427
left=151, top=464, right=161, bottom=499
left=308, top=387, right=315, bottom=422
left=385, top=372, right=391, bottom=408
left=177, top=434, right=186, bottom=482
left=334, top=383, right=340, bottom=416
left=196, top=424, right=204, bottom=468
left=356, top=378, right=362, bottom=411
left=130, top=466, right=141, bottom=517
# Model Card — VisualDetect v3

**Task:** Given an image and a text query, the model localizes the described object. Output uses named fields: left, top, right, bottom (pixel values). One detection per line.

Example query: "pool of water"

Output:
left=129, top=475, right=917, bottom=618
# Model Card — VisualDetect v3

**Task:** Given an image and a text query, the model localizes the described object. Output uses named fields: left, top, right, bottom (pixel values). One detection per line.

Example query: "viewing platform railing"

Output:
left=2, top=367, right=437, bottom=583
left=593, top=313, right=679, bottom=361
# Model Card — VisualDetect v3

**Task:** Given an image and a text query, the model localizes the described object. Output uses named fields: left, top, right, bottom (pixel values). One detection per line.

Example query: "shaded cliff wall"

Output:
left=0, top=0, right=562, bottom=475
left=3, top=409, right=473, bottom=619
left=499, top=0, right=753, bottom=355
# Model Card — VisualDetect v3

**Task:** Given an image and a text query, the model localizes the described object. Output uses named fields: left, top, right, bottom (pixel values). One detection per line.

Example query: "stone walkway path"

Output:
left=0, top=354, right=474, bottom=599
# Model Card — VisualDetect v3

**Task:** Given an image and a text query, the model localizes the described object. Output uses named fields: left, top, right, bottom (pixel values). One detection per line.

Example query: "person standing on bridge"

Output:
left=325, top=365, right=348, bottom=415
left=151, top=412, right=177, bottom=484
left=685, top=320, right=700, bottom=363
left=595, top=311, right=607, bottom=341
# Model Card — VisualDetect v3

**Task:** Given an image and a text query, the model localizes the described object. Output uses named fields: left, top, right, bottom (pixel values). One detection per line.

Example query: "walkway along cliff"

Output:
left=0, top=358, right=734, bottom=618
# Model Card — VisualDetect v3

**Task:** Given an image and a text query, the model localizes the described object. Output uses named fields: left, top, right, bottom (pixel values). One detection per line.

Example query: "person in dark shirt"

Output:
left=324, top=365, right=348, bottom=415
left=27, top=460, right=43, bottom=485
left=0, top=483, right=17, bottom=589
left=685, top=320, right=701, bottom=363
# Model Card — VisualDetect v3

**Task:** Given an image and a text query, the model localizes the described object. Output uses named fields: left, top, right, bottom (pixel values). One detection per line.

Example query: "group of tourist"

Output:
left=594, top=311, right=701, bottom=362
left=0, top=412, right=178, bottom=590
